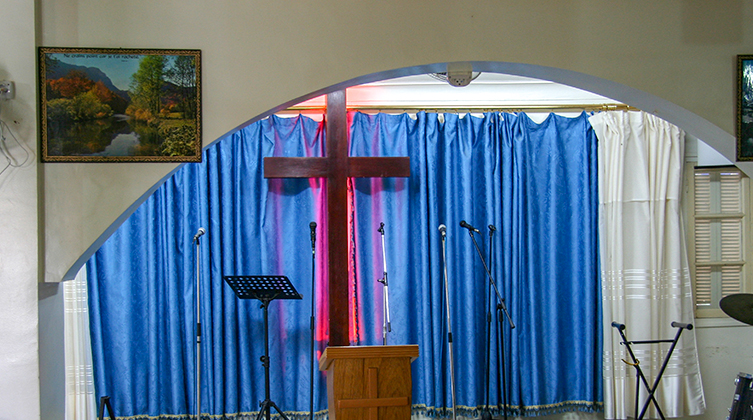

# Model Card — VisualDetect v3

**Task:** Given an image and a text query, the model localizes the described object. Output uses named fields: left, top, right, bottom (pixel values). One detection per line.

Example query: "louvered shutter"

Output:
left=693, top=168, right=745, bottom=310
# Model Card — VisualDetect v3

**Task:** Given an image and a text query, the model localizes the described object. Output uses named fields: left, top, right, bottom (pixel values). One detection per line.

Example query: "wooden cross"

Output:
left=264, top=90, right=410, bottom=346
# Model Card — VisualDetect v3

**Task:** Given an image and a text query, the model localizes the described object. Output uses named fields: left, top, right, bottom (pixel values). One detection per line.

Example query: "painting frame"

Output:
left=738, top=55, right=753, bottom=161
left=39, top=47, right=202, bottom=162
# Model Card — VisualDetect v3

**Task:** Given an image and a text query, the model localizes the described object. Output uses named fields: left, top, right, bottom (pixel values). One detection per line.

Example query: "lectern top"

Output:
left=224, top=275, right=302, bottom=301
left=318, top=344, right=419, bottom=371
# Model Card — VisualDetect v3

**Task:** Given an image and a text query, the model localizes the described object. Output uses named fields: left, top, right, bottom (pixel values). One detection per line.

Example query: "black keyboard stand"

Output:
left=611, top=321, right=693, bottom=420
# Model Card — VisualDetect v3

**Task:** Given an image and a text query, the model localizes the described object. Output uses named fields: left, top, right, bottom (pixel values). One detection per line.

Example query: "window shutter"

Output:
left=693, top=168, right=745, bottom=311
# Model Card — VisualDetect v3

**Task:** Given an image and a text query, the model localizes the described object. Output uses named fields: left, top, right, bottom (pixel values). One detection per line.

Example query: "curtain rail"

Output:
left=278, top=104, right=638, bottom=114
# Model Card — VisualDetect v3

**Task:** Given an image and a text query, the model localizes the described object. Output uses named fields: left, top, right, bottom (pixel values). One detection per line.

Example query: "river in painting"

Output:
left=46, top=114, right=161, bottom=157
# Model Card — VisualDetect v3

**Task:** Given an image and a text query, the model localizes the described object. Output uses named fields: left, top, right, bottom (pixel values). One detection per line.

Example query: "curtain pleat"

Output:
left=590, top=111, right=705, bottom=419
left=502, top=113, right=602, bottom=416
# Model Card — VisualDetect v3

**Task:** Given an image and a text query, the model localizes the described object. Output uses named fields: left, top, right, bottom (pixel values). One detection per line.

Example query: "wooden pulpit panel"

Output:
left=320, top=345, right=419, bottom=420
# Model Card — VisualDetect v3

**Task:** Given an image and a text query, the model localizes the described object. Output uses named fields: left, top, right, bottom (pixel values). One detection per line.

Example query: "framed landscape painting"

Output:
left=39, top=47, right=201, bottom=162
left=739, top=55, right=753, bottom=160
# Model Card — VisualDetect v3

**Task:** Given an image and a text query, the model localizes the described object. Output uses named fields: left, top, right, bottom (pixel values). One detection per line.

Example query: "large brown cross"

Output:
left=264, top=90, right=410, bottom=346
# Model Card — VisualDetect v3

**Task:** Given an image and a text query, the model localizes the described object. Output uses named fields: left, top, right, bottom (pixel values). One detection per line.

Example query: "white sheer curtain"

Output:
left=590, top=111, right=705, bottom=419
left=64, top=267, right=97, bottom=420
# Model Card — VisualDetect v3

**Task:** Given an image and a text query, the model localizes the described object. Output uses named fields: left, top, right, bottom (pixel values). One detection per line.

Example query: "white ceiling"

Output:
left=293, top=72, right=623, bottom=110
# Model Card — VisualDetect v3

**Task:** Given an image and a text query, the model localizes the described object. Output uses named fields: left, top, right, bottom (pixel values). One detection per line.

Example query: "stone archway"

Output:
left=64, top=61, right=739, bottom=280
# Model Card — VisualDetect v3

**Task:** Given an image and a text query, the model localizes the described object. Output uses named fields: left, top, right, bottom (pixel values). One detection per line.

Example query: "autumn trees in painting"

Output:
left=127, top=54, right=199, bottom=158
left=40, top=48, right=201, bottom=162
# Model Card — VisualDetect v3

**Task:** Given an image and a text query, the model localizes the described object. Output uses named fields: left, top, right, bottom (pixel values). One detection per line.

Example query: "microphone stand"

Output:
left=439, top=225, right=458, bottom=420
left=481, top=226, right=494, bottom=420
left=491, top=225, right=509, bottom=420
left=309, top=222, right=317, bottom=420
left=497, top=299, right=509, bottom=420
left=377, top=222, right=391, bottom=346
left=193, top=228, right=204, bottom=420
left=462, top=224, right=514, bottom=420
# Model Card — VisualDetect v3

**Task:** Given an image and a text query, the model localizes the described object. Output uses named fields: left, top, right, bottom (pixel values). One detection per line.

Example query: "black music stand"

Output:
left=225, top=275, right=302, bottom=420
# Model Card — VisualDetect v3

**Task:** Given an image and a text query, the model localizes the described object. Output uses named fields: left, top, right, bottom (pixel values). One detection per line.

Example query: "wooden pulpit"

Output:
left=319, top=345, right=419, bottom=420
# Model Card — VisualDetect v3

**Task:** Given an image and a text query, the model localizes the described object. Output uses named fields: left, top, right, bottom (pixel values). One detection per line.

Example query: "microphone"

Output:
left=488, top=224, right=496, bottom=232
left=459, top=220, right=480, bottom=233
left=378, top=222, right=385, bottom=234
left=309, top=222, right=317, bottom=248
left=193, top=227, right=206, bottom=242
left=438, top=224, right=447, bottom=238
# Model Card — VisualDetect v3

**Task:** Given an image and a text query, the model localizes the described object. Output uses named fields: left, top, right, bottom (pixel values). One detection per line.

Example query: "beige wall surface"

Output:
left=1, top=0, right=39, bottom=418
left=38, top=0, right=753, bottom=282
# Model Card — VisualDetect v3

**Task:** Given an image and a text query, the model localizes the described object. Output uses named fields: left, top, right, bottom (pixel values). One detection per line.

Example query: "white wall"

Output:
left=10, top=0, right=753, bottom=418
left=0, top=0, right=39, bottom=418
left=695, top=322, right=753, bottom=420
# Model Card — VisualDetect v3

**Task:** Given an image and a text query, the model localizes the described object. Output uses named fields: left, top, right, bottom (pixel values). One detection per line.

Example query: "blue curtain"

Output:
left=349, top=112, right=602, bottom=417
left=88, top=115, right=328, bottom=419
left=87, top=111, right=601, bottom=419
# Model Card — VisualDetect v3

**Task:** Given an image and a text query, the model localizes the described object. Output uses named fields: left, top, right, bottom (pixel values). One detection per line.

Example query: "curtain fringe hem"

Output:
left=411, top=401, right=604, bottom=418
left=99, top=401, right=604, bottom=420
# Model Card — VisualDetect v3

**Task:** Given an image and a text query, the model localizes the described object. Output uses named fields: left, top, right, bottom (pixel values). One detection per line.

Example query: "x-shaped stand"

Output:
left=611, top=321, right=693, bottom=420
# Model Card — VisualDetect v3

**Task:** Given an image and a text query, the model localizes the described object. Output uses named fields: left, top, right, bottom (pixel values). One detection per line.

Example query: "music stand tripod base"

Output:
left=225, top=275, right=302, bottom=420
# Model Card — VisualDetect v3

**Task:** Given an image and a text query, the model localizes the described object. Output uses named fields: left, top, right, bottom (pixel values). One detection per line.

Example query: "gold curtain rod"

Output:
left=279, top=104, right=637, bottom=114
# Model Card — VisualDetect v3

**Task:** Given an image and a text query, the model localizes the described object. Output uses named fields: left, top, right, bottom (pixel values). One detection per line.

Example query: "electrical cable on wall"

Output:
left=0, top=99, right=32, bottom=177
